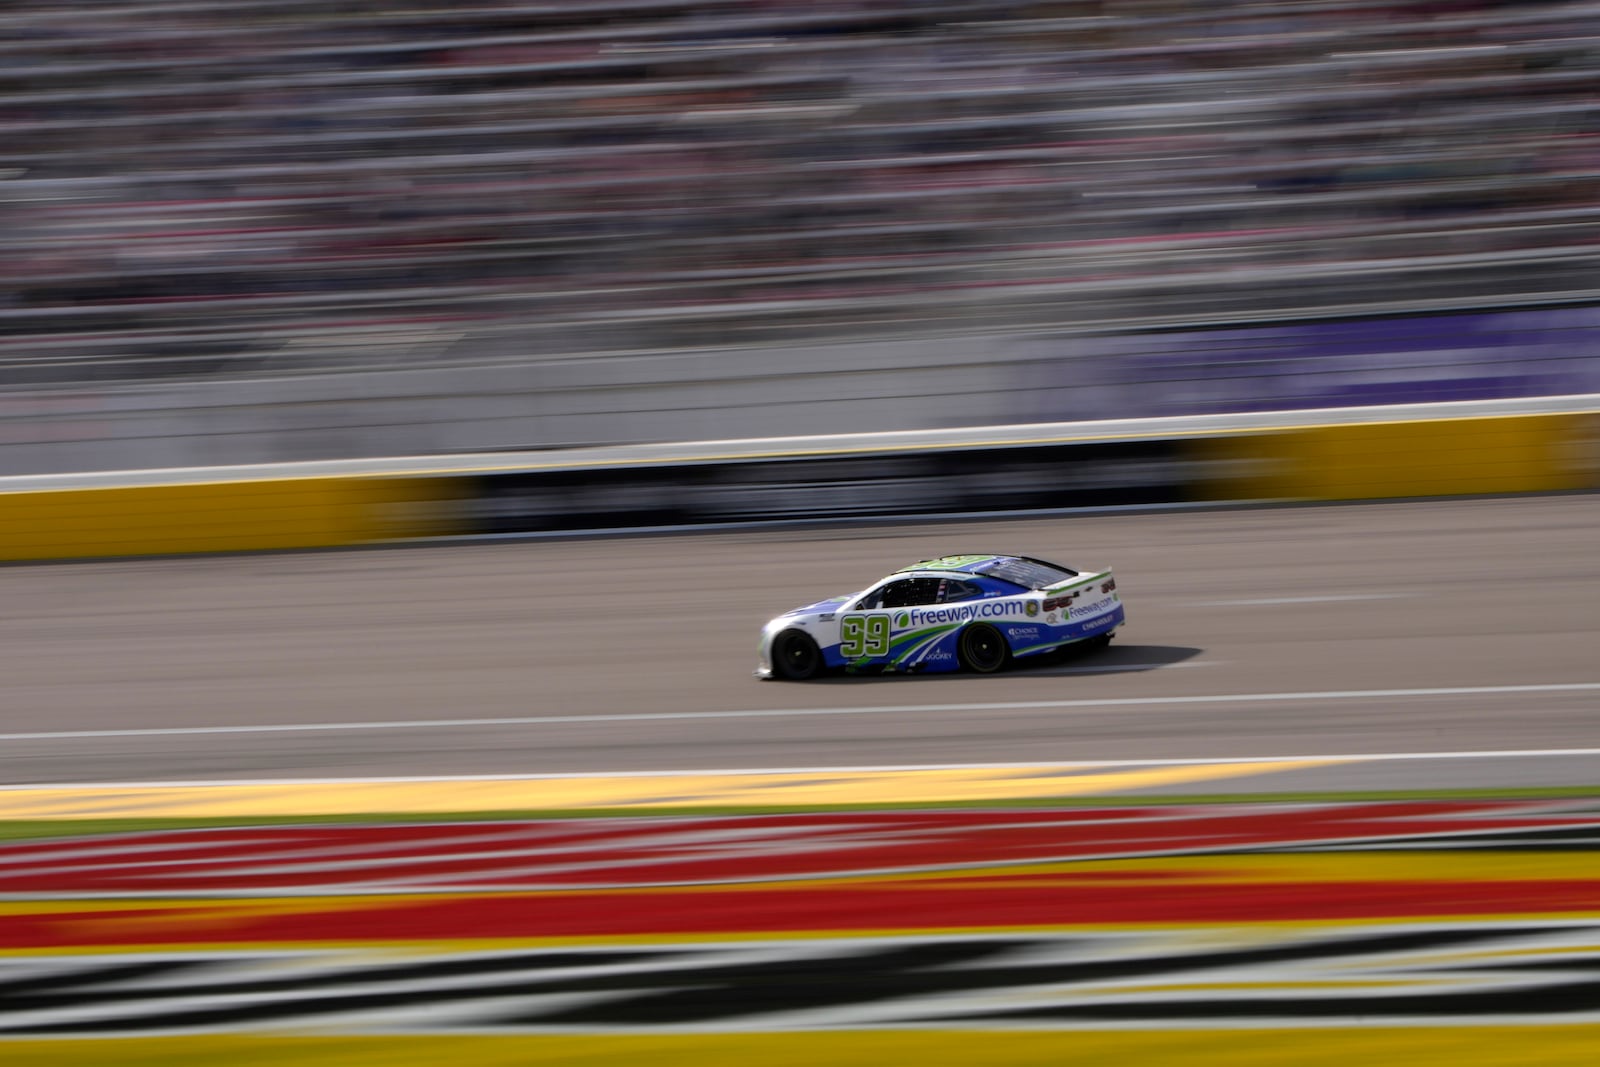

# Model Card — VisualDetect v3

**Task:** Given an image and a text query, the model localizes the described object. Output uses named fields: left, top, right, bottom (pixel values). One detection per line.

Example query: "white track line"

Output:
left=1025, top=660, right=1219, bottom=676
left=1, top=683, right=1597, bottom=742
left=1202, top=593, right=1416, bottom=606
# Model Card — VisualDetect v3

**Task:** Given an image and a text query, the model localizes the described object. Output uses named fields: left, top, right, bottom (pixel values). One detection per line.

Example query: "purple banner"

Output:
left=1017, top=304, right=1600, bottom=422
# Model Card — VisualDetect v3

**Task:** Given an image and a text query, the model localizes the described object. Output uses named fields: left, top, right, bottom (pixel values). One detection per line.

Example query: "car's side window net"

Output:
left=880, top=578, right=942, bottom=609
left=861, top=575, right=1000, bottom=610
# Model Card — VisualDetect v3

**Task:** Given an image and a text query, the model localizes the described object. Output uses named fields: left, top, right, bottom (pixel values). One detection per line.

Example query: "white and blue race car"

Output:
left=757, top=553, right=1124, bottom=679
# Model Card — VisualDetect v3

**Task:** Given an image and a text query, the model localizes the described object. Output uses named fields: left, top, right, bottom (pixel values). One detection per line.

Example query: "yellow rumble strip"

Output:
left=6, top=1028, right=1600, bottom=1067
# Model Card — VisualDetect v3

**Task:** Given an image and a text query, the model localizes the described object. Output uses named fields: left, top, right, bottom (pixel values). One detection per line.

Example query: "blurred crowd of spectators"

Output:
left=1, top=0, right=1597, bottom=382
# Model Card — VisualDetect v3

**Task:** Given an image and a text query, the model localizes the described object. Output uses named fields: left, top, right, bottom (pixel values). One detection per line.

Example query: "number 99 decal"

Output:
left=840, top=614, right=891, bottom=658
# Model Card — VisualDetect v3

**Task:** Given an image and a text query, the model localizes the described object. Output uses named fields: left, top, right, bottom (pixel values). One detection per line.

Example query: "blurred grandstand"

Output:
left=1, top=0, right=1597, bottom=390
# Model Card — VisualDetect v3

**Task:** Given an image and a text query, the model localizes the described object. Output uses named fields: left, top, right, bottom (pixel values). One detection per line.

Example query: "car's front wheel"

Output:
left=771, top=629, right=823, bottom=680
left=958, top=623, right=1011, bottom=674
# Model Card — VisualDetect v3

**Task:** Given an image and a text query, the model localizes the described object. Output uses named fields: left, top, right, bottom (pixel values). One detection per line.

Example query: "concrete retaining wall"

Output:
left=5, top=303, right=1598, bottom=479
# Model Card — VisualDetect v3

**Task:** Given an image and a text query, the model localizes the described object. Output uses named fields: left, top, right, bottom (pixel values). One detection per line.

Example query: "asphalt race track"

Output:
left=3, top=495, right=1596, bottom=791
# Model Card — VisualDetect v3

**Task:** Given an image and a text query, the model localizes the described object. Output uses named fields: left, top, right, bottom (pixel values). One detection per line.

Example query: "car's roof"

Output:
left=876, top=554, right=1086, bottom=589
left=890, top=554, right=1013, bottom=577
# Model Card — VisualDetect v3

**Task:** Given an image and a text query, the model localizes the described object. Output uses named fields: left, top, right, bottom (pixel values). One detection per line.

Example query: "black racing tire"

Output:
left=958, top=623, right=1011, bottom=674
left=771, top=629, right=823, bottom=680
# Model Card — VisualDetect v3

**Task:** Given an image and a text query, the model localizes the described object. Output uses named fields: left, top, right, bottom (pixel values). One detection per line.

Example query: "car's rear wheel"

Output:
left=771, top=629, right=822, bottom=680
left=958, top=623, right=1011, bottom=674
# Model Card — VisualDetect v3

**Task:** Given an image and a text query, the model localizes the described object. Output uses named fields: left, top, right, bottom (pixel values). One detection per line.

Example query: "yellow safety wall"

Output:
left=0, top=476, right=461, bottom=562
left=2, top=413, right=1593, bottom=562
left=1194, top=413, right=1599, bottom=502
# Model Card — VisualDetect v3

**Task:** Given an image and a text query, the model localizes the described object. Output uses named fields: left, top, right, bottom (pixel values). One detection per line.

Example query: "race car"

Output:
left=757, top=553, right=1124, bottom=680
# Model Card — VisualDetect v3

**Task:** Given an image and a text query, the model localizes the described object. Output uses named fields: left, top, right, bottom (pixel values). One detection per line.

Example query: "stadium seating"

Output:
left=2, top=0, right=1596, bottom=384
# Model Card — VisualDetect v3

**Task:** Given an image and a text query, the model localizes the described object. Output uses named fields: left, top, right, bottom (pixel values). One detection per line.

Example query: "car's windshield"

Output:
left=973, top=557, right=1078, bottom=590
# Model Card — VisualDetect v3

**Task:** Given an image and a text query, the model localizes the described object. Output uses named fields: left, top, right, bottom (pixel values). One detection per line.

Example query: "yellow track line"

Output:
left=0, top=761, right=1342, bottom=819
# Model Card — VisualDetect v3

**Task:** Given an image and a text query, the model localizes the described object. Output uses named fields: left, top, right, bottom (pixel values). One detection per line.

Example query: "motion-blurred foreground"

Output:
left=5, top=798, right=1600, bottom=1065
left=4, top=7, right=1599, bottom=1063
left=4, top=1, right=1600, bottom=472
